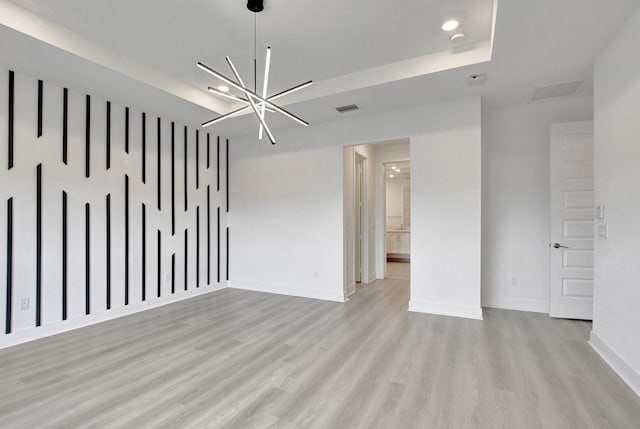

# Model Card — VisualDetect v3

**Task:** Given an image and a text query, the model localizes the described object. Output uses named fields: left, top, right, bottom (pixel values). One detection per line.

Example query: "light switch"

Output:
left=598, top=224, right=608, bottom=239
left=595, top=204, right=605, bottom=220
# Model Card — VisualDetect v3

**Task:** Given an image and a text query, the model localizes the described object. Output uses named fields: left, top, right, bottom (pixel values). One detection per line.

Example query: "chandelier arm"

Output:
left=224, top=57, right=276, bottom=144
left=207, top=87, right=247, bottom=103
left=201, top=105, right=252, bottom=128
left=267, top=80, right=313, bottom=101
left=267, top=80, right=314, bottom=102
left=259, top=47, right=272, bottom=141
left=197, top=62, right=309, bottom=127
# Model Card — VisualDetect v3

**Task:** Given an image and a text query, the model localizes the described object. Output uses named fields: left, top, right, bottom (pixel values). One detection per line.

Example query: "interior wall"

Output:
left=0, top=66, right=228, bottom=348
left=409, top=99, right=483, bottom=319
left=591, top=6, right=640, bottom=396
left=229, top=97, right=481, bottom=312
left=343, top=146, right=356, bottom=296
left=481, top=96, right=594, bottom=313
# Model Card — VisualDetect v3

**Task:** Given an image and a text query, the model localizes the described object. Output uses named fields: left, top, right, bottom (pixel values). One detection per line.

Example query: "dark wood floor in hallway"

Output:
left=1, top=278, right=639, bottom=428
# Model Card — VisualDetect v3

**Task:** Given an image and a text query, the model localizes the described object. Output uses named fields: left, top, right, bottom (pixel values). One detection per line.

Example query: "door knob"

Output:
left=552, top=243, right=569, bottom=249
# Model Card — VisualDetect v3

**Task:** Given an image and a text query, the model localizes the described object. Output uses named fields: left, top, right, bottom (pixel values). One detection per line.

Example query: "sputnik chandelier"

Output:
left=197, top=0, right=313, bottom=144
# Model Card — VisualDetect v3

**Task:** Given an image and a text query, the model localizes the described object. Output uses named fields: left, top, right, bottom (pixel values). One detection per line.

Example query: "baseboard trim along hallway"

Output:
left=0, top=285, right=227, bottom=350
left=482, top=297, right=549, bottom=314
left=229, top=280, right=346, bottom=303
left=408, top=299, right=484, bottom=320
left=590, top=330, right=640, bottom=398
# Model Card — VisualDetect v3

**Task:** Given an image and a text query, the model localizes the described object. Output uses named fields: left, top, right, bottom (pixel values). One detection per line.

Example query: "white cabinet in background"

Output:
left=386, top=231, right=410, bottom=259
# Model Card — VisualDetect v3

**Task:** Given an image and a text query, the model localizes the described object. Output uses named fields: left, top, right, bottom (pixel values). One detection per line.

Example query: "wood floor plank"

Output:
left=1, top=277, right=639, bottom=428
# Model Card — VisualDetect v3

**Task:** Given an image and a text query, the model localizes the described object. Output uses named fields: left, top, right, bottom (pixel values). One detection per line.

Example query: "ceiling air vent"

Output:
left=532, top=81, right=583, bottom=101
left=336, top=104, right=359, bottom=113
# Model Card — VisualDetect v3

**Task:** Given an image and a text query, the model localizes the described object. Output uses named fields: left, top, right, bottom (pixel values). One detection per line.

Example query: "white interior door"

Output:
left=550, top=121, right=594, bottom=319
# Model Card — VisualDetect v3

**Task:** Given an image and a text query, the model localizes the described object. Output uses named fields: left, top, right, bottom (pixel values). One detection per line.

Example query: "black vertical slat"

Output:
left=106, top=193, right=111, bottom=310
left=85, top=95, right=91, bottom=178
left=124, top=175, right=129, bottom=305
left=184, top=228, right=188, bottom=290
left=226, top=139, right=229, bottom=213
left=171, top=253, right=176, bottom=294
left=142, top=203, right=146, bottom=301
left=5, top=198, right=13, bottom=333
left=85, top=203, right=90, bottom=315
left=62, top=191, right=67, bottom=320
left=36, top=164, right=42, bottom=326
left=196, top=206, right=200, bottom=288
left=216, top=136, right=220, bottom=191
left=217, top=206, right=220, bottom=284
left=8, top=71, right=14, bottom=170
left=157, top=230, right=161, bottom=298
left=171, top=122, right=175, bottom=235
left=207, top=186, right=211, bottom=285
left=226, top=227, right=230, bottom=281
left=62, top=88, right=68, bottom=164
left=142, top=112, right=146, bottom=183
left=195, top=130, right=200, bottom=189
left=106, top=101, right=111, bottom=170
left=184, top=126, right=188, bottom=211
left=37, top=80, right=43, bottom=138
left=125, top=107, right=129, bottom=154
left=207, top=133, right=210, bottom=169
left=157, top=117, right=161, bottom=211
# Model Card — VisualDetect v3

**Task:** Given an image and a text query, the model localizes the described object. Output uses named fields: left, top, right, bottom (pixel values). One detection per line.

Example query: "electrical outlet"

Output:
left=511, top=277, right=518, bottom=286
left=20, top=298, right=29, bottom=310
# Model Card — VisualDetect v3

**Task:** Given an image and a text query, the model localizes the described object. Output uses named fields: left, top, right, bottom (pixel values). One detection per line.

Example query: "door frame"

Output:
left=355, top=153, right=366, bottom=284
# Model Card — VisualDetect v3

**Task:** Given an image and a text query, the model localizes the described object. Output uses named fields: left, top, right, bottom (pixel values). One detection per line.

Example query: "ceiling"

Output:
left=0, top=0, right=638, bottom=137
left=385, top=162, right=410, bottom=182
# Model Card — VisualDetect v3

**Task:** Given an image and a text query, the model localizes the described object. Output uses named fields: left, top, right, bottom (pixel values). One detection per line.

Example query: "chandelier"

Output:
left=198, top=0, right=313, bottom=144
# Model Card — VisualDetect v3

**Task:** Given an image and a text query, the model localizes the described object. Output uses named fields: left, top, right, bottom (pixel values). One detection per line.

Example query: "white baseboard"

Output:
left=0, top=284, right=227, bottom=350
left=589, top=331, right=640, bottom=398
left=368, top=273, right=377, bottom=283
left=229, top=280, right=346, bottom=303
left=408, top=299, right=483, bottom=320
left=482, top=297, right=549, bottom=314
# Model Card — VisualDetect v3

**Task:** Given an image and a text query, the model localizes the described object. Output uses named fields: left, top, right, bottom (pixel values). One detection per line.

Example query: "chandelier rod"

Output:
left=254, top=11, right=257, bottom=93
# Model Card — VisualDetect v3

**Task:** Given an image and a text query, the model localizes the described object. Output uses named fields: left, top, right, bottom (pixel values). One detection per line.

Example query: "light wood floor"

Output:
left=386, top=261, right=410, bottom=280
left=1, top=279, right=639, bottom=428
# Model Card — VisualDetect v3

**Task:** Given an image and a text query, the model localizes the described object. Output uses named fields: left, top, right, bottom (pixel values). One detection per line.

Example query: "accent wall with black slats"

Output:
left=0, top=68, right=230, bottom=346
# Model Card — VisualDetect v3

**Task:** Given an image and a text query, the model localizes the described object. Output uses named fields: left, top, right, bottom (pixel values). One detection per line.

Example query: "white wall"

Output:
left=0, top=66, right=228, bottom=348
left=482, top=97, right=593, bottom=313
left=386, top=180, right=406, bottom=226
left=409, top=99, right=483, bottom=320
left=591, top=6, right=640, bottom=396
left=230, top=97, right=482, bottom=317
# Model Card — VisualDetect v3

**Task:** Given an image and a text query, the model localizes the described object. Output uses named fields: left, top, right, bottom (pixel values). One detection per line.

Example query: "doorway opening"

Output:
left=384, top=161, right=410, bottom=280
left=343, top=139, right=410, bottom=299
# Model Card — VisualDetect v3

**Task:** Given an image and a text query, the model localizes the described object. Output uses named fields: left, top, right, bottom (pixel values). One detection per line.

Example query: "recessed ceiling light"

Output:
left=441, top=20, right=459, bottom=32
left=450, top=32, right=465, bottom=41
left=217, top=85, right=230, bottom=93
left=389, top=174, right=395, bottom=178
